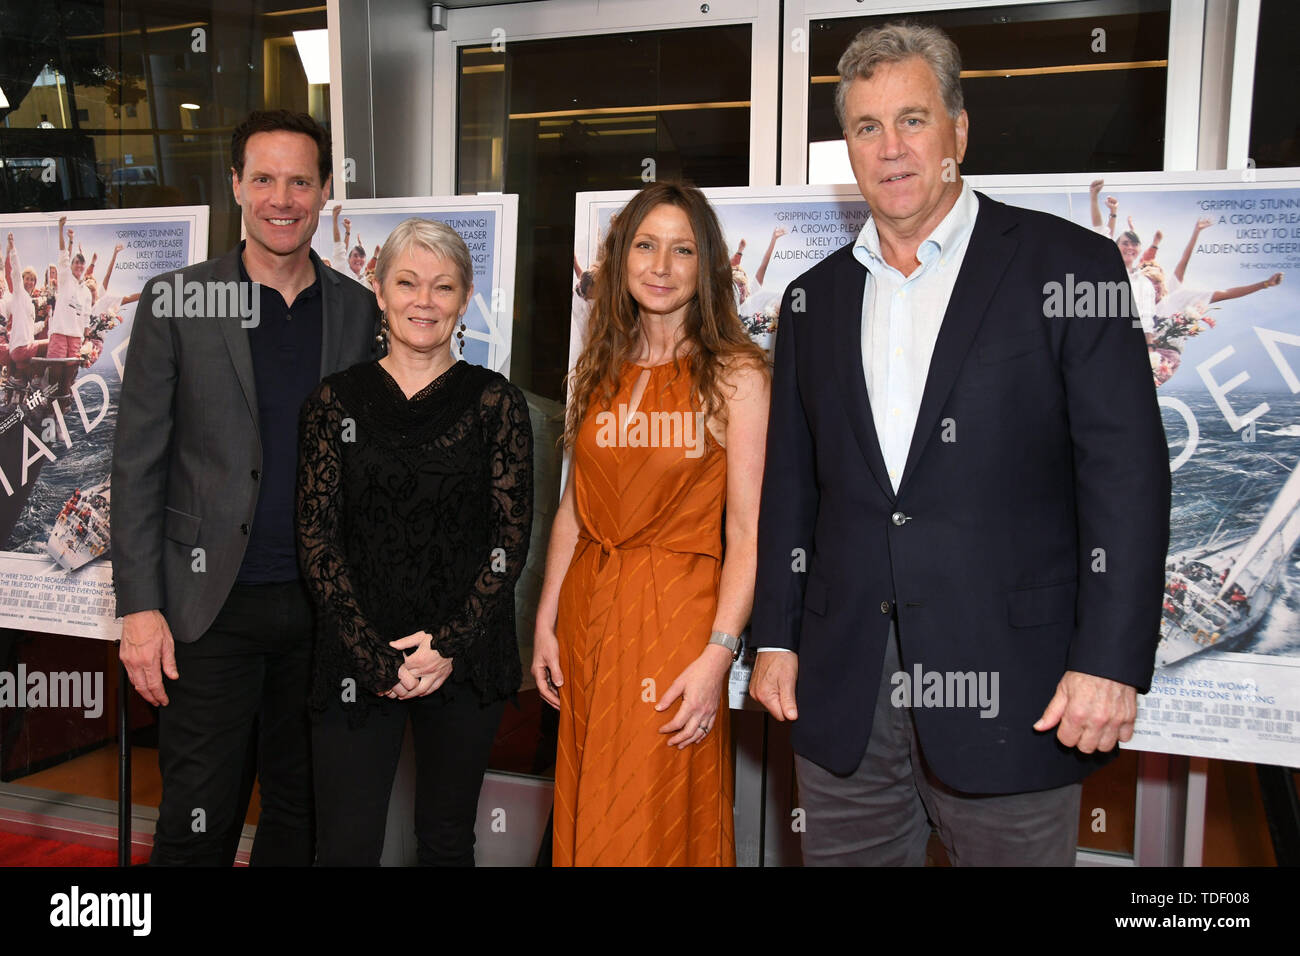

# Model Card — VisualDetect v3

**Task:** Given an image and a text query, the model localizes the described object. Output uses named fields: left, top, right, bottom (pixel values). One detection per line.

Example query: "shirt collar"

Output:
left=236, top=240, right=323, bottom=302
left=853, top=180, right=977, bottom=275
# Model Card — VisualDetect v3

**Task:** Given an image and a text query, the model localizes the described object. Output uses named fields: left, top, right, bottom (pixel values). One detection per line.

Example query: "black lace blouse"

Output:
left=296, top=360, right=534, bottom=717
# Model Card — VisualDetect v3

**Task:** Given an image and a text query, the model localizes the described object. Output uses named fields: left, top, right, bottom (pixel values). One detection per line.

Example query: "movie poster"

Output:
left=571, top=185, right=871, bottom=372
left=573, top=172, right=1300, bottom=764
left=0, top=207, right=209, bottom=640
left=310, top=195, right=518, bottom=374
left=979, top=170, right=1300, bottom=768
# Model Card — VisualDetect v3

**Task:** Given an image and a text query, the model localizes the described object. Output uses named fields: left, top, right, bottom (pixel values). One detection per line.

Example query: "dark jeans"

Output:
left=151, top=581, right=315, bottom=866
left=312, top=681, right=504, bottom=866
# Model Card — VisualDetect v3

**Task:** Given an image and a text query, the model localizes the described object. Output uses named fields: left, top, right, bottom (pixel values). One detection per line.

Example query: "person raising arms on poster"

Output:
left=1089, top=181, right=1159, bottom=332
left=532, top=180, right=769, bottom=866
left=331, top=204, right=369, bottom=286
left=48, top=216, right=94, bottom=398
left=730, top=226, right=786, bottom=308
left=732, top=226, right=788, bottom=349
left=1142, top=217, right=1283, bottom=386
left=83, top=242, right=142, bottom=315
left=2, top=235, right=46, bottom=385
left=79, top=243, right=141, bottom=371
left=1161, top=215, right=1283, bottom=296
left=1089, top=179, right=1119, bottom=238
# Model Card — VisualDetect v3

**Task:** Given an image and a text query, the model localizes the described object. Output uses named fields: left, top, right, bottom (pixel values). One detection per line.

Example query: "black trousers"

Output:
left=312, top=681, right=504, bottom=866
left=151, top=581, right=315, bottom=866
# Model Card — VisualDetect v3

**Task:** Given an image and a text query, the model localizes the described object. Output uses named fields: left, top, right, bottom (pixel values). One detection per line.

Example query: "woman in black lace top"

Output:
left=297, top=217, right=533, bottom=866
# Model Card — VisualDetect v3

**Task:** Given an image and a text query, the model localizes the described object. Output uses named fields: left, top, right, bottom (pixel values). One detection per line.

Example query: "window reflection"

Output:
left=0, top=1, right=330, bottom=253
left=1249, top=1, right=1300, bottom=168
left=458, top=25, right=752, bottom=400
left=807, top=0, right=1171, bottom=177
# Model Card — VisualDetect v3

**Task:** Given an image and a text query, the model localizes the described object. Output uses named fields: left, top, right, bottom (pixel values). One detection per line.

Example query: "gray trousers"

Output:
left=794, top=625, right=1081, bottom=866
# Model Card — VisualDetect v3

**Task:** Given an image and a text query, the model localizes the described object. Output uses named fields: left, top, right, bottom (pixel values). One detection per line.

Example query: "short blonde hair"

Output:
left=374, top=217, right=473, bottom=293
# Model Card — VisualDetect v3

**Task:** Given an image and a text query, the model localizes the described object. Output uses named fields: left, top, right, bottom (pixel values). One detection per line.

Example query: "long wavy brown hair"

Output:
left=564, top=181, right=769, bottom=449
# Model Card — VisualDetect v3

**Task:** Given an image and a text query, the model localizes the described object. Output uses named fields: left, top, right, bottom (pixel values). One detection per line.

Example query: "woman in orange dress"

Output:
left=532, top=182, right=770, bottom=866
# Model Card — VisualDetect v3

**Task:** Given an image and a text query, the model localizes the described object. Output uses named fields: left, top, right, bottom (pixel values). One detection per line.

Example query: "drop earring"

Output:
left=377, top=311, right=389, bottom=353
left=456, top=316, right=466, bottom=357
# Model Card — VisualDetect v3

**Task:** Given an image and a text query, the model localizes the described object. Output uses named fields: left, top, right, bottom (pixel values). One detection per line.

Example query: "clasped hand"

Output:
left=382, top=630, right=453, bottom=699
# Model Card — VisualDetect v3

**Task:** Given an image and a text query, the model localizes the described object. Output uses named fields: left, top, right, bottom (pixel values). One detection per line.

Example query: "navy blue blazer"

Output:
left=752, top=191, right=1171, bottom=793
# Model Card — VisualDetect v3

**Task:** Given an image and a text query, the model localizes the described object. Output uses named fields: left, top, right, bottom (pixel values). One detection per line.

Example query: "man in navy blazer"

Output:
left=750, top=23, right=1170, bottom=865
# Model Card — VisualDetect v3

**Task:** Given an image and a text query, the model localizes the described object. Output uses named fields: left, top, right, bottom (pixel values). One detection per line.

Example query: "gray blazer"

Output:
left=111, top=243, right=379, bottom=644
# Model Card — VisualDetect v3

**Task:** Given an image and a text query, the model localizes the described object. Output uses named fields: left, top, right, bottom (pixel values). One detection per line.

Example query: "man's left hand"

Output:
left=1033, top=671, right=1137, bottom=754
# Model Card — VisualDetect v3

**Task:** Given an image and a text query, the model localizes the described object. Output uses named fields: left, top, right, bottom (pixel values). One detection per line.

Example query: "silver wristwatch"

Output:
left=709, top=630, right=743, bottom=661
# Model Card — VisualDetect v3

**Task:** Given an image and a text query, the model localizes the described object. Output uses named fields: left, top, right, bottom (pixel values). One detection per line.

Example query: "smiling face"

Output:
left=1117, top=235, right=1141, bottom=269
left=625, top=203, right=699, bottom=326
left=348, top=247, right=366, bottom=275
left=71, top=256, right=85, bottom=281
left=843, top=56, right=968, bottom=241
left=374, top=245, right=471, bottom=361
left=231, top=130, right=331, bottom=263
left=23, top=270, right=37, bottom=296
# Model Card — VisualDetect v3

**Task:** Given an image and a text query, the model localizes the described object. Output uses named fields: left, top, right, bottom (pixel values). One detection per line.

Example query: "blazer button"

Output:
left=251, top=469, right=260, bottom=480
left=240, top=523, right=249, bottom=535
left=880, top=601, right=892, bottom=614
left=891, top=511, right=909, bottom=526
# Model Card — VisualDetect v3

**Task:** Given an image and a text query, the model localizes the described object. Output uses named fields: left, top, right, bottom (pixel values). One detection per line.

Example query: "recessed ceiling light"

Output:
left=293, top=29, right=330, bottom=85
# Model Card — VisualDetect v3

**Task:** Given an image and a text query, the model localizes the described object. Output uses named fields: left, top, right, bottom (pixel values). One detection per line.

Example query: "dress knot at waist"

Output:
left=576, top=527, right=721, bottom=565
left=578, top=528, right=625, bottom=572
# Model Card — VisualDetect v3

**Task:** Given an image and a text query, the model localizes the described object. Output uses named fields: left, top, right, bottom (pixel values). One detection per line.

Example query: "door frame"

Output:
left=430, top=0, right=782, bottom=193
left=780, top=0, right=1208, bottom=185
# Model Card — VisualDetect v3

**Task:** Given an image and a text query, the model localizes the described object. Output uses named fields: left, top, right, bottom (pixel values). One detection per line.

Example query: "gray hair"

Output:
left=375, top=217, right=474, bottom=293
left=835, top=21, right=964, bottom=132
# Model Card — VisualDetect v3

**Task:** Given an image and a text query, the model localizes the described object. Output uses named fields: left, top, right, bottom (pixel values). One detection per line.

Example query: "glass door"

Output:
left=437, top=0, right=780, bottom=863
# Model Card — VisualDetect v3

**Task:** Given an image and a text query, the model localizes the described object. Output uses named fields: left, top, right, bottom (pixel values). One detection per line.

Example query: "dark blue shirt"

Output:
left=236, top=248, right=324, bottom=583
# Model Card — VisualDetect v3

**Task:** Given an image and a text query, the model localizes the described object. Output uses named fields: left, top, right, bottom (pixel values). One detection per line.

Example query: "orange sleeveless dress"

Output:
left=553, top=359, right=735, bottom=866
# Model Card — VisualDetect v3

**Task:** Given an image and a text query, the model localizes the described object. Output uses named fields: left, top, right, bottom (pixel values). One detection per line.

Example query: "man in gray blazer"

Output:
left=112, top=110, right=378, bottom=865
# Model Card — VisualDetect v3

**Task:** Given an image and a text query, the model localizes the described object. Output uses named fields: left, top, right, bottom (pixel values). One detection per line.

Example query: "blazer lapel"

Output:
left=897, top=192, right=1018, bottom=491
left=316, top=249, right=344, bottom=376
left=213, top=247, right=259, bottom=427
left=829, top=248, right=896, bottom=503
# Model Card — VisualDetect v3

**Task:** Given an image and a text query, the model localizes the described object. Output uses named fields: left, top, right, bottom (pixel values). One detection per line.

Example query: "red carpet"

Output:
left=0, top=830, right=146, bottom=866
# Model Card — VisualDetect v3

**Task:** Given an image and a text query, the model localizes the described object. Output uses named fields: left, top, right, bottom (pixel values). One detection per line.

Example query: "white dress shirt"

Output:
left=757, top=182, right=979, bottom=653
left=855, top=181, right=978, bottom=492
left=51, top=248, right=92, bottom=338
